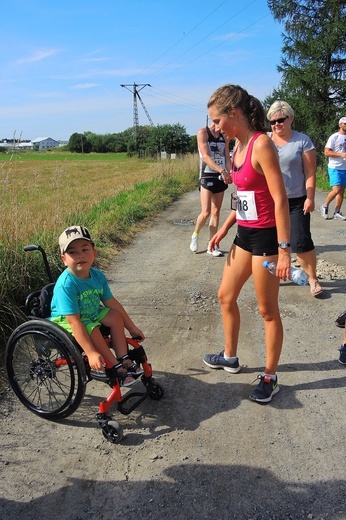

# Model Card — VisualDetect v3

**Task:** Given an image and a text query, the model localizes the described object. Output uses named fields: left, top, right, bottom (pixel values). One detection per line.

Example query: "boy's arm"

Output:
left=103, top=297, right=145, bottom=340
left=65, top=314, right=106, bottom=370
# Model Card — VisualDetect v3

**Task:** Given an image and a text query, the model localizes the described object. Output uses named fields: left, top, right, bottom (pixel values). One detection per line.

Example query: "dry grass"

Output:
left=0, top=151, right=198, bottom=346
left=0, top=153, right=166, bottom=243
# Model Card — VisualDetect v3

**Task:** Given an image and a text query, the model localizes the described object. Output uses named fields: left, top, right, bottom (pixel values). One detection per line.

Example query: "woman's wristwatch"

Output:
left=278, top=241, right=290, bottom=249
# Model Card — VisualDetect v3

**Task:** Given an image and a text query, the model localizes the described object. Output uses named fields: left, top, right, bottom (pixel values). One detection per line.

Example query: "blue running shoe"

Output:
left=338, top=345, right=346, bottom=365
left=203, top=351, right=241, bottom=373
left=250, top=374, right=279, bottom=403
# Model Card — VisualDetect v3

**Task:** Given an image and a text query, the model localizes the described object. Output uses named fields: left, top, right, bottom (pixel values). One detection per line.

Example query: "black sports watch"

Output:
left=278, top=241, right=290, bottom=249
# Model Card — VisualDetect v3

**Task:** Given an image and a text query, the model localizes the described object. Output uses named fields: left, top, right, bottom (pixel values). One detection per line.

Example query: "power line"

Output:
left=147, top=0, right=259, bottom=79
left=120, top=83, right=154, bottom=149
left=140, top=0, right=231, bottom=73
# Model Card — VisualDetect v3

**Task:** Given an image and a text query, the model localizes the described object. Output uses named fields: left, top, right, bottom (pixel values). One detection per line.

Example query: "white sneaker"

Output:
left=333, top=211, right=346, bottom=221
left=320, top=205, right=328, bottom=219
left=207, top=245, right=223, bottom=257
left=190, top=234, right=198, bottom=252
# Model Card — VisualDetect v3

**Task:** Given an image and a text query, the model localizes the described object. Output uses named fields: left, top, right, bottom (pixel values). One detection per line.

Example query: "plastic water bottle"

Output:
left=263, top=261, right=310, bottom=286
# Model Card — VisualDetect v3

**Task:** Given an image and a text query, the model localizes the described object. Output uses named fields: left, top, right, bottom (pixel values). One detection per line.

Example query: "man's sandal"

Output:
left=309, top=280, right=323, bottom=297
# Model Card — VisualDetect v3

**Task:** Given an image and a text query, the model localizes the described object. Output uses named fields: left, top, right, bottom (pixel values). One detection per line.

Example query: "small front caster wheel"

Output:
left=102, top=420, right=124, bottom=443
left=149, top=382, right=164, bottom=401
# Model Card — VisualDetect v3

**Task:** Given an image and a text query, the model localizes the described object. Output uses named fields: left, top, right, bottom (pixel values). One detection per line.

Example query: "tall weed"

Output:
left=0, top=153, right=198, bottom=349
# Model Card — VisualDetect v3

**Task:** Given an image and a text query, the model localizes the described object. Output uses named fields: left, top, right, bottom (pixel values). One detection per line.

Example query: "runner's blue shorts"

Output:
left=328, top=167, right=346, bottom=186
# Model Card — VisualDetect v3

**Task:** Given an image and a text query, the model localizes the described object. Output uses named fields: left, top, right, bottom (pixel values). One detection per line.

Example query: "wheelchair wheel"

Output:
left=148, top=381, right=164, bottom=401
left=6, top=320, right=87, bottom=420
left=102, top=420, right=124, bottom=444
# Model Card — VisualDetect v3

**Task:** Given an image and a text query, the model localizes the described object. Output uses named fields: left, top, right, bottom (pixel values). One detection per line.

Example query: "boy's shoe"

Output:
left=335, top=310, right=346, bottom=328
left=333, top=211, right=346, bottom=221
left=320, top=205, right=328, bottom=219
left=203, top=351, right=241, bottom=373
left=250, top=374, right=280, bottom=403
left=338, top=345, right=346, bottom=365
left=89, top=369, right=109, bottom=382
left=90, top=366, right=136, bottom=387
left=207, top=245, right=223, bottom=257
left=190, top=234, right=198, bottom=252
left=123, top=360, right=144, bottom=377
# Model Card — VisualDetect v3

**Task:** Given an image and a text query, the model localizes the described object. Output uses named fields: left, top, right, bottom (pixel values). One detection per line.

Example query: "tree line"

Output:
left=68, top=123, right=197, bottom=156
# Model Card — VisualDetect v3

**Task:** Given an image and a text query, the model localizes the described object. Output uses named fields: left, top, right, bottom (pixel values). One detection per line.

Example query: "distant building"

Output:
left=31, top=137, right=60, bottom=150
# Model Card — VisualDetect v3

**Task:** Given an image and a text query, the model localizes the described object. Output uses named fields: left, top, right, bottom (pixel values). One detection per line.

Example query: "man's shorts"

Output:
left=50, top=306, right=110, bottom=335
left=289, top=196, right=314, bottom=253
left=233, top=225, right=278, bottom=256
left=328, top=167, right=346, bottom=186
left=199, top=175, right=228, bottom=194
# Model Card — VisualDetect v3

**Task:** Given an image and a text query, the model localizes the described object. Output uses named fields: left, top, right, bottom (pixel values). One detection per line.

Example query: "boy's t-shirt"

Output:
left=50, top=267, right=113, bottom=321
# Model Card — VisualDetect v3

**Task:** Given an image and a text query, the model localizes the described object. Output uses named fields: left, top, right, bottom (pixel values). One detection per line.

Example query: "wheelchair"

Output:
left=5, top=244, right=164, bottom=444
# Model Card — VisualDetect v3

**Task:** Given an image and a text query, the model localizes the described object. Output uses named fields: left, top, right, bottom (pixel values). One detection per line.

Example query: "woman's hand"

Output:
left=276, top=249, right=291, bottom=281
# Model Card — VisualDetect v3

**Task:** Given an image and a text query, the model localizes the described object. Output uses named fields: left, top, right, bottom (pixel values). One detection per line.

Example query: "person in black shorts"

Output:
left=190, top=122, right=231, bottom=256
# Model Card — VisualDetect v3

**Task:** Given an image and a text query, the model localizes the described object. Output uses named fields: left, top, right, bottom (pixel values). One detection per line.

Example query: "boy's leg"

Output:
left=89, top=326, right=118, bottom=366
left=100, top=309, right=128, bottom=358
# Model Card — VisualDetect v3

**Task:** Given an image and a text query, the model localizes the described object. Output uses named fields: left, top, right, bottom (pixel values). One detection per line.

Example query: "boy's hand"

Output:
left=87, top=352, right=106, bottom=371
left=129, top=327, right=145, bottom=341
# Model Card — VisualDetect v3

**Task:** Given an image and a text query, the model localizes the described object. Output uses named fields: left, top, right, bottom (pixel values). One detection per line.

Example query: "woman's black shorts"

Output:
left=199, top=175, right=228, bottom=194
left=289, top=196, right=314, bottom=253
left=233, top=225, right=278, bottom=256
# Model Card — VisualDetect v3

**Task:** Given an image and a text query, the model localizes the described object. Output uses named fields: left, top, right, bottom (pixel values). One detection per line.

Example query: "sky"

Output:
left=1, top=0, right=285, bottom=141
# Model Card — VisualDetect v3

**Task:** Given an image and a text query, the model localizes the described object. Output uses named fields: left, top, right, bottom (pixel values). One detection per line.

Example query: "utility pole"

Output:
left=120, top=83, right=155, bottom=152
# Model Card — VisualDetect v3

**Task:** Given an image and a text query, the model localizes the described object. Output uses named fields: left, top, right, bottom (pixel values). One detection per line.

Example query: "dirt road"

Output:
left=1, top=188, right=346, bottom=520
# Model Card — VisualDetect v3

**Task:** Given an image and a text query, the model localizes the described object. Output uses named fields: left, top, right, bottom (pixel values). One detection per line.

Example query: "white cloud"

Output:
left=70, top=83, right=100, bottom=89
left=15, top=49, right=60, bottom=65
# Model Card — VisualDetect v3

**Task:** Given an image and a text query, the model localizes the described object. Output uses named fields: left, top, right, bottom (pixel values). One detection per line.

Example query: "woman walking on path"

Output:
left=190, top=122, right=231, bottom=256
left=267, top=100, right=323, bottom=297
left=203, top=84, right=291, bottom=404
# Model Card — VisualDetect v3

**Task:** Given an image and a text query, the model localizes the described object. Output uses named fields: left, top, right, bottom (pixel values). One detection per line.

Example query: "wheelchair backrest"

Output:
left=39, top=283, right=55, bottom=318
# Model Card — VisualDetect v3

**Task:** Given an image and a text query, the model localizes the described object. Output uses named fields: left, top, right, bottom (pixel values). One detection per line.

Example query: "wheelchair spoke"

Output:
left=6, top=320, right=86, bottom=419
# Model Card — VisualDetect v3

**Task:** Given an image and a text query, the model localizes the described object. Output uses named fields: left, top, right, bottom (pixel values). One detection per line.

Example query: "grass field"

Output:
left=0, top=151, right=198, bottom=346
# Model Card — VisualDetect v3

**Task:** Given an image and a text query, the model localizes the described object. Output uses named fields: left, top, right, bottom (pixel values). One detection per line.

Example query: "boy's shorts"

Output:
left=50, top=307, right=110, bottom=335
left=328, top=167, right=346, bottom=186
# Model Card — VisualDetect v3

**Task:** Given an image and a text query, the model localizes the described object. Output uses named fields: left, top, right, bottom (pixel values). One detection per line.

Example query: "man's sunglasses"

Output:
left=269, top=116, right=288, bottom=125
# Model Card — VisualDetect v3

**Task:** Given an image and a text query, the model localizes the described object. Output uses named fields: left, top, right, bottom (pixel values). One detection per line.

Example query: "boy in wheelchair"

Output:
left=49, top=225, right=144, bottom=387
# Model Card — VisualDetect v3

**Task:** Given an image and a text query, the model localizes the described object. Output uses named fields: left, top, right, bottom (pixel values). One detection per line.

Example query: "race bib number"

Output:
left=235, top=191, right=258, bottom=220
left=214, top=157, right=225, bottom=168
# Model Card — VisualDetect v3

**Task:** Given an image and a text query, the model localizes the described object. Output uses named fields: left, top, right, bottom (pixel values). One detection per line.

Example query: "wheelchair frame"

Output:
left=5, top=244, right=163, bottom=443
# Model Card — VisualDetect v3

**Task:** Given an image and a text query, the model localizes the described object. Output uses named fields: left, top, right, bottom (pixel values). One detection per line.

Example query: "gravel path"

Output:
left=1, top=187, right=345, bottom=520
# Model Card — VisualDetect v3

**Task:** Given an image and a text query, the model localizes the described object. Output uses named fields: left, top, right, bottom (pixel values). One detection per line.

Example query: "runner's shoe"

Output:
left=338, top=345, right=346, bottom=365
left=190, top=234, right=198, bottom=252
left=207, top=245, right=223, bottom=257
left=320, top=205, right=328, bottom=219
left=333, top=211, right=346, bottom=221
left=203, top=351, right=241, bottom=373
left=250, top=374, right=279, bottom=403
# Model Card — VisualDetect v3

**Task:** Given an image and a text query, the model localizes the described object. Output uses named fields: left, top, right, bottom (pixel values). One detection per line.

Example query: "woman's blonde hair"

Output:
left=267, top=100, right=294, bottom=121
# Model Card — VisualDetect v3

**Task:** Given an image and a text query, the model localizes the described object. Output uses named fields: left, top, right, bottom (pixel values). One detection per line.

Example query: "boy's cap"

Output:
left=59, top=226, right=94, bottom=253
left=339, top=117, right=346, bottom=124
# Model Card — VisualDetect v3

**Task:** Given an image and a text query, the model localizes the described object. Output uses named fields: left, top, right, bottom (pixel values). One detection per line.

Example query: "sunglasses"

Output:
left=269, top=116, right=288, bottom=125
